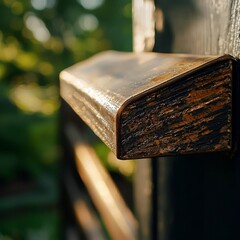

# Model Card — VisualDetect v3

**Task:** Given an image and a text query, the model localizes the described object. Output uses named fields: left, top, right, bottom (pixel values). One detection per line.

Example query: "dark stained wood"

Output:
left=145, top=0, right=240, bottom=239
left=120, top=60, right=233, bottom=158
left=153, top=0, right=240, bottom=58
left=60, top=51, right=234, bottom=159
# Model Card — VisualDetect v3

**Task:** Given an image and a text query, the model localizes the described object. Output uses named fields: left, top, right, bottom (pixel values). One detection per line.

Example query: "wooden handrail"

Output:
left=65, top=124, right=137, bottom=240
left=60, top=51, right=235, bottom=159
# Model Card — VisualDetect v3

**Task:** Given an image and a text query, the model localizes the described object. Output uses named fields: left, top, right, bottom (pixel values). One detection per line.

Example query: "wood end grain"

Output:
left=117, top=59, right=233, bottom=159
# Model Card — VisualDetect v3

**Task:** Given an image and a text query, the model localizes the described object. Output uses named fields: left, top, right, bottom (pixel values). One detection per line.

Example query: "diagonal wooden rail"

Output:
left=64, top=169, right=107, bottom=240
left=65, top=124, right=137, bottom=240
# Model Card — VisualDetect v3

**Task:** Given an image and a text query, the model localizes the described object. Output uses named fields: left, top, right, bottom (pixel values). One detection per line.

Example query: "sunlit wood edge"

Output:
left=65, top=124, right=138, bottom=240
left=64, top=170, right=106, bottom=240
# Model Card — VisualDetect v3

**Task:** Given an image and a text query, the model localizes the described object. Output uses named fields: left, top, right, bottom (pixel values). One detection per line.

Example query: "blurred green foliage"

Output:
left=0, top=209, right=60, bottom=240
left=0, top=0, right=132, bottom=239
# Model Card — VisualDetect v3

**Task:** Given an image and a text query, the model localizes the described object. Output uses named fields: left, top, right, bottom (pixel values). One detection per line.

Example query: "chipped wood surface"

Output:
left=120, top=60, right=232, bottom=158
left=60, top=51, right=234, bottom=159
left=149, top=1, right=240, bottom=239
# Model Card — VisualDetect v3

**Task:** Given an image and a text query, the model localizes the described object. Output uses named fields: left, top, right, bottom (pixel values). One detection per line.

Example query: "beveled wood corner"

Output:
left=60, top=51, right=235, bottom=159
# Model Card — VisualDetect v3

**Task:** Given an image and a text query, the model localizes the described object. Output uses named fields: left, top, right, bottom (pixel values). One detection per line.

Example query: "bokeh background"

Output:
left=0, top=0, right=132, bottom=239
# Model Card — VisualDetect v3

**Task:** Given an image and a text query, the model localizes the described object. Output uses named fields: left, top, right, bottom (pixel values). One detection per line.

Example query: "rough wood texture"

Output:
left=60, top=51, right=234, bottom=159
left=153, top=0, right=240, bottom=58
left=120, top=60, right=232, bottom=158
left=150, top=1, right=240, bottom=240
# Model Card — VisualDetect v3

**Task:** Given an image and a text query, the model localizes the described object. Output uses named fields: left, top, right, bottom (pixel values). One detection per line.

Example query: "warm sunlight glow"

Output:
left=10, top=84, right=59, bottom=115
left=155, top=8, right=164, bottom=32
left=133, top=0, right=155, bottom=52
left=107, top=152, right=135, bottom=177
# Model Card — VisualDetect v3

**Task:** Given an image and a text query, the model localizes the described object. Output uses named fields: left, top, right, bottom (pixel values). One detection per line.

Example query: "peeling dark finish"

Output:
left=119, top=61, right=232, bottom=158
left=60, top=51, right=234, bottom=159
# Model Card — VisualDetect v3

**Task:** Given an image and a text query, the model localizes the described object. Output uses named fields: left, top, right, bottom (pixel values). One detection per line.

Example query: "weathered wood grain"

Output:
left=148, top=1, right=240, bottom=240
left=60, top=51, right=234, bottom=159
left=120, top=60, right=232, bottom=158
left=153, top=0, right=240, bottom=58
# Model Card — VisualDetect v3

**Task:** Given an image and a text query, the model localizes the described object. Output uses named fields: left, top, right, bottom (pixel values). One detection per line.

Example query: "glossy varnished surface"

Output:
left=60, top=51, right=234, bottom=159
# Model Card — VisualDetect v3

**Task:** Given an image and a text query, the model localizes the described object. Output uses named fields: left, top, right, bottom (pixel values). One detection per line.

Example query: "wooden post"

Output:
left=133, top=0, right=240, bottom=239
left=60, top=52, right=237, bottom=239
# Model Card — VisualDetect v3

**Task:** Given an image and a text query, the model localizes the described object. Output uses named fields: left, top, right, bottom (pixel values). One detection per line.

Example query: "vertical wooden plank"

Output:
left=132, top=0, right=155, bottom=239
left=134, top=160, right=152, bottom=240
left=153, top=0, right=240, bottom=239
left=134, top=0, right=240, bottom=239
left=154, top=0, right=240, bottom=57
